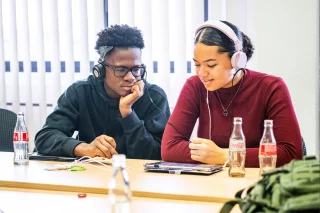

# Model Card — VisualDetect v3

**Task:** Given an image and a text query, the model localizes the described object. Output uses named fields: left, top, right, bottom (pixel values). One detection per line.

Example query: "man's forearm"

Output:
left=73, top=142, right=87, bottom=157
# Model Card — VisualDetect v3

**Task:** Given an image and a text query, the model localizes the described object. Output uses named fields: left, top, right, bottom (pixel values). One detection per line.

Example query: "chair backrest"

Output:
left=302, top=137, right=307, bottom=156
left=0, top=108, right=17, bottom=152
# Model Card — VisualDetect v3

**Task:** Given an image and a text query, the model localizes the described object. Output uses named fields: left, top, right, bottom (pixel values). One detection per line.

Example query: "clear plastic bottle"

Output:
left=13, top=112, right=29, bottom=165
left=228, top=117, right=246, bottom=177
left=259, top=120, right=277, bottom=175
left=108, top=154, right=131, bottom=213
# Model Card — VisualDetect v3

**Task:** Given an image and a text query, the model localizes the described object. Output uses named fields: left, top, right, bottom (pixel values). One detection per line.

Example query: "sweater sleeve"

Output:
left=118, top=86, right=170, bottom=160
left=34, top=85, right=82, bottom=157
left=161, top=79, right=200, bottom=162
left=246, top=77, right=302, bottom=167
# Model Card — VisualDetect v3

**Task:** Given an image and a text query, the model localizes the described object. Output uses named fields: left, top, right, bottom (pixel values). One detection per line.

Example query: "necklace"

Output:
left=215, top=76, right=244, bottom=116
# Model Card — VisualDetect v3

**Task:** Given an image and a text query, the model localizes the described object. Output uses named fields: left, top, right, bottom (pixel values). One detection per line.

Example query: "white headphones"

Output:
left=195, top=20, right=247, bottom=70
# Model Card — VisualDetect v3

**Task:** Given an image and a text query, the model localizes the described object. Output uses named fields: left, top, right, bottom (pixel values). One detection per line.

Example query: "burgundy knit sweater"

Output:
left=161, top=70, right=302, bottom=167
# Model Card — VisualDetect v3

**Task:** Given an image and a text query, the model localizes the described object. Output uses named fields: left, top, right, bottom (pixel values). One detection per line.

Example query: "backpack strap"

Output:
left=220, top=186, right=246, bottom=213
left=219, top=186, right=255, bottom=213
left=219, top=199, right=242, bottom=213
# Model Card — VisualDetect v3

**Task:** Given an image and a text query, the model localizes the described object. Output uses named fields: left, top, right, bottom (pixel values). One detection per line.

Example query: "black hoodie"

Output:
left=35, top=75, right=170, bottom=160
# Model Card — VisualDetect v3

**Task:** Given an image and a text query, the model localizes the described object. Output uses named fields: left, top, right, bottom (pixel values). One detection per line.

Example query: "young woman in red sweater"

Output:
left=161, top=20, right=302, bottom=167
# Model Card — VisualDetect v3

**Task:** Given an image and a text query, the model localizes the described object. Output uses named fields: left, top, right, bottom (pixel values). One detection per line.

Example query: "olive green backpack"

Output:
left=220, top=156, right=320, bottom=213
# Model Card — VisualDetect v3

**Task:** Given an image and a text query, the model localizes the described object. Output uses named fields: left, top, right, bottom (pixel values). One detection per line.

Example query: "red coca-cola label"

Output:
left=13, top=132, right=19, bottom=142
left=229, top=140, right=245, bottom=151
left=260, top=144, right=277, bottom=155
left=230, top=143, right=245, bottom=149
left=13, top=132, right=29, bottom=142
left=22, top=132, right=29, bottom=141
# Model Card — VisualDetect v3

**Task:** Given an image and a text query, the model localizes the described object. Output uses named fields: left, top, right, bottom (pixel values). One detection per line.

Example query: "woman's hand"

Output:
left=189, top=137, right=228, bottom=164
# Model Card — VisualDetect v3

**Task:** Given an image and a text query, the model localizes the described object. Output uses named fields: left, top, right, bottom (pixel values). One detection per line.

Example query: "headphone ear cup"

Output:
left=141, top=65, right=147, bottom=80
left=141, top=70, right=145, bottom=79
left=92, top=63, right=105, bottom=78
left=231, top=51, right=247, bottom=70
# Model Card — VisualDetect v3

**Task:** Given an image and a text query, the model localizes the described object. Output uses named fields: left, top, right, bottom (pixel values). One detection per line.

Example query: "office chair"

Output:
left=302, top=137, right=307, bottom=156
left=0, top=108, right=17, bottom=152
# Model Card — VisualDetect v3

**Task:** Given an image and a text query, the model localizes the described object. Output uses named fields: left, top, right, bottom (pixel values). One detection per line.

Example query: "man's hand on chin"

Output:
left=119, top=80, right=144, bottom=117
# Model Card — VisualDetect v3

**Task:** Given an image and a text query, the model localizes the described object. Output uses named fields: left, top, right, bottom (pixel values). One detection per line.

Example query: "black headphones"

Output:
left=92, top=63, right=105, bottom=79
left=92, top=63, right=146, bottom=79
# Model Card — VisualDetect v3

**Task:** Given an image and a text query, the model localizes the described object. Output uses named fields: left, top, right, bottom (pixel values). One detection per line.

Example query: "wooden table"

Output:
left=0, top=187, right=241, bottom=213
left=0, top=152, right=259, bottom=203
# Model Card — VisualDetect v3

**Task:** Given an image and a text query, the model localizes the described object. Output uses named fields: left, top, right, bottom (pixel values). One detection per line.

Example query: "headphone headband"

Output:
left=195, top=20, right=243, bottom=51
left=194, top=20, right=247, bottom=70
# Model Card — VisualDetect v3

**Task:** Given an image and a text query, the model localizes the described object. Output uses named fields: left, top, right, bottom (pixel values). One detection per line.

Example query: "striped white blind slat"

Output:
left=78, top=0, right=90, bottom=79
left=93, top=0, right=104, bottom=35
left=91, top=0, right=107, bottom=70
left=8, top=0, right=20, bottom=113
left=34, top=0, right=47, bottom=124
left=93, top=0, right=104, bottom=63
left=47, top=0, right=61, bottom=103
left=151, top=0, right=170, bottom=102
left=87, top=0, right=97, bottom=68
left=108, top=0, right=120, bottom=26
left=134, top=0, right=153, bottom=83
left=63, top=0, right=75, bottom=89
left=168, top=0, right=187, bottom=106
left=19, top=0, right=34, bottom=151
left=185, top=0, right=204, bottom=78
left=0, top=0, right=6, bottom=108
left=119, top=0, right=134, bottom=25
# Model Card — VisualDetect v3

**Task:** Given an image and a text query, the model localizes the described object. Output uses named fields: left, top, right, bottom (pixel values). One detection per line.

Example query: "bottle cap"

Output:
left=77, top=193, right=87, bottom=198
left=112, top=154, right=126, bottom=168
left=233, top=117, right=242, bottom=124
left=264, top=120, right=273, bottom=126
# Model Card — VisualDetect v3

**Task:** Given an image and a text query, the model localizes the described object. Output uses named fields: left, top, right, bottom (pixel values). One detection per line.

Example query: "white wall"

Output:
left=243, top=0, right=319, bottom=156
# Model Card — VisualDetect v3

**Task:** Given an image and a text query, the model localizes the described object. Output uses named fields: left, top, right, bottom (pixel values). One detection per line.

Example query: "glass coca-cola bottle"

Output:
left=228, top=117, right=246, bottom=177
left=13, top=112, right=29, bottom=165
left=108, top=154, right=131, bottom=213
left=259, top=120, right=277, bottom=175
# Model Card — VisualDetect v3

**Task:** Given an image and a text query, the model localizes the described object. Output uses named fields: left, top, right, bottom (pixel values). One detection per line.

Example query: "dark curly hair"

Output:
left=194, top=20, right=254, bottom=61
left=94, top=24, right=145, bottom=51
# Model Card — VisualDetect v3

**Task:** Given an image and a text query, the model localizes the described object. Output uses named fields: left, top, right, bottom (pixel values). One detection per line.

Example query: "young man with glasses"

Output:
left=35, top=25, right=170, bottom=160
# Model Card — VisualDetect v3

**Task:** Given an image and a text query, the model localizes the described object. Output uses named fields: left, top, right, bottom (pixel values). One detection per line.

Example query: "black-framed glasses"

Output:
left=104, top=62, right=146, bottom=77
